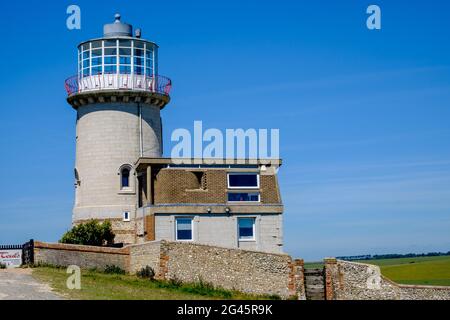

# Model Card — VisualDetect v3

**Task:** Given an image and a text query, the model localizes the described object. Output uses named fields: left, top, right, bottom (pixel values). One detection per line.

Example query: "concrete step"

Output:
left=305, top=276, right=324, bottom=281
left=306, top=295, right=325, bottom=300
left=306, top=284, right=324, bottom=290
left=305, top=270, right=323, bottom=274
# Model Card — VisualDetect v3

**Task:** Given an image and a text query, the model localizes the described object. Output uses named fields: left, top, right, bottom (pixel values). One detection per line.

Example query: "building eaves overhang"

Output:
left=135, top=157, right=283, bottom=171
left=77, top=36, right=159, bottom=49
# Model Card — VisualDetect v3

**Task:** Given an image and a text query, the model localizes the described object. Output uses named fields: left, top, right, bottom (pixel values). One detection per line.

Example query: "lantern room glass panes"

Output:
left=78, top=39, right=156, bottom=79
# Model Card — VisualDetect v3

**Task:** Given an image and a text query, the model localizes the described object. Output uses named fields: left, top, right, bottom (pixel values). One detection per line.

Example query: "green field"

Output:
left=358, top=255, right=450, bottom=286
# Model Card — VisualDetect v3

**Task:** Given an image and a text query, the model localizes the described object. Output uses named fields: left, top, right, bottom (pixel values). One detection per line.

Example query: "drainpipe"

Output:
left=138, top=103, right=144, bottom=157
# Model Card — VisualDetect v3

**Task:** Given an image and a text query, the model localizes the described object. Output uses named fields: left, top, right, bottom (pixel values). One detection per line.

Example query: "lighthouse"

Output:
left=65, top=14, right=172, bottom=244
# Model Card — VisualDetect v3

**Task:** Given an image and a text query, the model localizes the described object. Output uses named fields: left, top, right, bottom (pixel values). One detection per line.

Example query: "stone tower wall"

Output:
left=73, top=102, right=162, bottom=243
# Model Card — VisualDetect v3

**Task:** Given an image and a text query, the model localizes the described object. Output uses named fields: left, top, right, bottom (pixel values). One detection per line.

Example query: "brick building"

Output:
left=65, top=15, right=284, bottom=253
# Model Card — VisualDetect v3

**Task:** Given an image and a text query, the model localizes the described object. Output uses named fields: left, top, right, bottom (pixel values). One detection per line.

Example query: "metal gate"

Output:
left=22, top=239, right=34, bottom=265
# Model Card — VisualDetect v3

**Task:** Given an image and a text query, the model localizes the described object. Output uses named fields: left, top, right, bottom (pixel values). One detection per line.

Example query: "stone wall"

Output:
left=128, top=241, right=162, bottom=274
left=157, top=241, right=304, bottom=299
left=33, top=240, right=304, bottom=299
left=324, top=259, right=450, bottom=300
left=74, top=102, right=162, bottom=228
left=34, top=241, right=129, bottom=271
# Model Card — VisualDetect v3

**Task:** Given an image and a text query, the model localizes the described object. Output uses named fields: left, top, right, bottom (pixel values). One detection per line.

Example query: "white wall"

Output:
left=155, top=213, right=283, bottom=254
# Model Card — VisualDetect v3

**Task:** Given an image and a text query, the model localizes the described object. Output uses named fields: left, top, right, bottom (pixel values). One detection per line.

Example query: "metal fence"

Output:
left=65, top=74, right=172, bottom=96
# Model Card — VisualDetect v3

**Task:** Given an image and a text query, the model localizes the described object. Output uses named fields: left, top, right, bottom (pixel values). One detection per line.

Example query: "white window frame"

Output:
left=227, top=173, right=260, bottom=189
left=78, top=39, right=156, bottom=80
left=175, top=217, right=194, bottom=242
left=237, top=217, right=256, bottom=242
left=227, top=192, right=261, bottom=203
left=123, top=211, right=131, bottom=222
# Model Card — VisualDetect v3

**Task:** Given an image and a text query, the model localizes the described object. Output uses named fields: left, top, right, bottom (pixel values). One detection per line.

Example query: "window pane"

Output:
left=104, top=40, right=117, bottom=47
left=134, top=66, right=144, bottom=75
left=238, top=218, right=255, bottom=240
left=119, top=48, right=131, bottom=55
left=92, top=57, right=102, bottom=66
left=104, top=48, right=117, bottom=55
left=176, top=218, right=193, bottom=240
left=135, top=41, right=144, bottom=49
left=228, top=193, right=259, bottom=202
left=134, top=48, right=144, bottom=57
left=104, top=56, right=117, bottom=64
left=104, top=65, right=116, bottom=74
left=82, top=51, right=90, bottom=59
left=121, top=168, right=130, bottom=188
left=120, top=66, right=131, bottom=74
left=146, top=68, right=152, bottom=76
left=120, top=56, right=131, bottom=64
left=83, top=59, right=90, bottom=68
left=134, top=57, right=144, bottom=66
left=92, top=49, right=102, bottom=57
left=145, top=50, right=153, bottom=59
left=91, top=41, right=102, bottom=48
left=92, top=67, right=102, bottom=75
left=82, top=68, right=90, bottom=77
left=119, top=40, right=131, bottom=47
left=228, top=174, right=258, bottom=188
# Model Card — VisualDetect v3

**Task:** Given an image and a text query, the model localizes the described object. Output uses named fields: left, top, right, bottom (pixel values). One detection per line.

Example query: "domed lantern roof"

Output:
left=103, top=14, right=133, bottom=37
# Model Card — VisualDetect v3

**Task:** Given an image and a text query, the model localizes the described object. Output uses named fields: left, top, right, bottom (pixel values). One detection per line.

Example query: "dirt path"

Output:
left=0, top=268, right=63, bottom=300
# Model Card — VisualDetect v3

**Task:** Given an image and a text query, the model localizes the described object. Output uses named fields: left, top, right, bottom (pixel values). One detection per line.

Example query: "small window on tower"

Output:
left=120, top=166, right=131, bottom=190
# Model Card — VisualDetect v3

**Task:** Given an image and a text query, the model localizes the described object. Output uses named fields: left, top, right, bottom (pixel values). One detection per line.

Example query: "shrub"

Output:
left=103, top=265, right=126, bottom=275
left=136, top=266, right=155, bottom=280
left=168, top=277, right=183, bottom=288
left=60, top=219, right=115, bottom=246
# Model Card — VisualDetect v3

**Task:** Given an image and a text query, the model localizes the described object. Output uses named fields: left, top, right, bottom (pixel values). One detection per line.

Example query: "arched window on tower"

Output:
left=121, top=167, right=130, bottom=189
left=122, top=168, right=130, bottom=189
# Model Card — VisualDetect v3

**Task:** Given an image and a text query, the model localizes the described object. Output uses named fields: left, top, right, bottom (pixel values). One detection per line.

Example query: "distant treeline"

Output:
left=337, top=251, right=450, bottom=261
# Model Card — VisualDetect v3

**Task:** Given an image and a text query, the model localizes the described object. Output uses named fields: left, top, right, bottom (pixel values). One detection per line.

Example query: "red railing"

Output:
left=64, top=74, right=172, bottom=96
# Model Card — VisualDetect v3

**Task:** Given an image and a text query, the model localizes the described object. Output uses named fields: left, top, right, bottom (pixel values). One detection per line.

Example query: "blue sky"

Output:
left=0, top=0, right=449, bottom=261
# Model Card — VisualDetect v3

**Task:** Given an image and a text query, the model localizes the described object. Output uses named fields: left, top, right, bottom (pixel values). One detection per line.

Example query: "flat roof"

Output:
left=135, top=157, right=282, bottom=170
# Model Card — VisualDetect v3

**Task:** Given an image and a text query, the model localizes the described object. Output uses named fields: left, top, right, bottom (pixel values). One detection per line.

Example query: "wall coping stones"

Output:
left=34, top=241, right=130, bottom=255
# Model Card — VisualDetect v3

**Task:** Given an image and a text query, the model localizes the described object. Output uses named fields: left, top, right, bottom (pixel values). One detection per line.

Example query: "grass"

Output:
left=304, top=262, right=324, bottom=269
left=357, top=255, right=450, bottom=287
left=32, top=266, right=281, bottom=300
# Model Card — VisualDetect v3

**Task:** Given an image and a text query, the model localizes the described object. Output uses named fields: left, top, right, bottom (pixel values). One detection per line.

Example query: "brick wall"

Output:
left=260, top=175, right=281, bottom=203
left=154, top=169, right=227, bottom=204
left=324, top=259, right=450, bottom=300
left=154, top=169, right=281, bottom=204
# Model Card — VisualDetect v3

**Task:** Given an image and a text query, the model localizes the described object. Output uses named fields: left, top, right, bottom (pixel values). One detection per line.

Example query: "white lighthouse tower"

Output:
left=65, top=14, right=172, bottom=243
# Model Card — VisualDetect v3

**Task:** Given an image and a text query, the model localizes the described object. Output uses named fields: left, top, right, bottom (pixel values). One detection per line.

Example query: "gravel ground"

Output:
left=0, top=268, right=63, bottom=300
